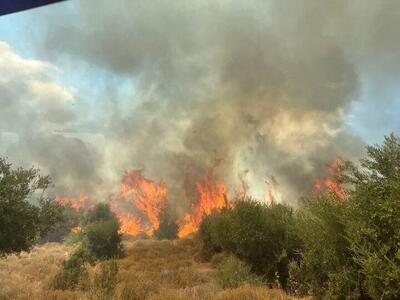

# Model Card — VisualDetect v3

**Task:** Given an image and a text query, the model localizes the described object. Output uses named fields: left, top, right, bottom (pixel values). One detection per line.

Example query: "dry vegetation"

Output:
left=0, top=238, right=304, bottom=300
left=0, top=243, right=72, bottom=300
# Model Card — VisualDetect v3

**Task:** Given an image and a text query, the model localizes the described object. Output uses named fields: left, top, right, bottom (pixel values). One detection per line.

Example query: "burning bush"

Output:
left=199, top=199, right=301, bottom=289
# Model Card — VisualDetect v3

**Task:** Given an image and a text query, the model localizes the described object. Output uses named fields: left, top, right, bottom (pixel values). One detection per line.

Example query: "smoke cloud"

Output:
left=2, top=0, right=400, bottom=208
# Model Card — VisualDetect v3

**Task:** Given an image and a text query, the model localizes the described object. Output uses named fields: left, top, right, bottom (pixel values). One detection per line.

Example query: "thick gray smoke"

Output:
left=2, top=0, right=400, bottom=209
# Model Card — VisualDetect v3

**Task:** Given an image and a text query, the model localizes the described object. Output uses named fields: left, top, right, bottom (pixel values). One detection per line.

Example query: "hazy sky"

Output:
left=0, top=0, right=399, bottom=205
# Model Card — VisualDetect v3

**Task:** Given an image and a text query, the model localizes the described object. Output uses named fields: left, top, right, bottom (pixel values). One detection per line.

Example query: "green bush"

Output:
left=85, top=219, right=123, bottom=260
left=291, top=195, right=359, bottom=299
left=216, top=254, right=263, bottom=289
left=51, top=243, right=92, bottom=290
left=199, top=200, right=301, bottom=288
left=52, top=203, right=123, bottom=291
left=292, top=134, right=400, bottom=299
left=85, top=203, right=117, bottom=224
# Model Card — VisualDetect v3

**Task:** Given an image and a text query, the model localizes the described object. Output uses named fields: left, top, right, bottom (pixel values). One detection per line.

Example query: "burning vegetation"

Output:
left=55, top=157, right=345, bottom=238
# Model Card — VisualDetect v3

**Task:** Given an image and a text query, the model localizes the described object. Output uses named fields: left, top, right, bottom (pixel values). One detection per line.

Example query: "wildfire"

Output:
left=178, top=170, right=229, bottom=237
left=54, top=158, right=347, bottom=239
left=115, top=170, right=167, bottom=235
left=313, top=157, right=346, bottom=199
left=116, top=212, right=142, bottom=236
left=55, top=192, right=88, bottom=211
left=70, top=226, right=82, bottom=234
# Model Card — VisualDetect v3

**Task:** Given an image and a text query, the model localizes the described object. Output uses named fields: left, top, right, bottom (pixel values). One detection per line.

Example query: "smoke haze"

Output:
left=2, top=0, right=400, bottom=209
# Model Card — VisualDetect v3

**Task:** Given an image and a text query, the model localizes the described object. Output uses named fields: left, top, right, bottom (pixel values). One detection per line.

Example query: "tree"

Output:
left=0, top=157, right=63, bottom=255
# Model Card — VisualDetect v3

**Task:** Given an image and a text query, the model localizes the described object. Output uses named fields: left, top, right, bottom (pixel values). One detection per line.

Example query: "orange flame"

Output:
left=114, top=170, right=167, bottom=236
left=313, top=157, right=346, bottom=199
left=178, top=170, right=229, bottom=237
left=70, top=226, right=82, bottom=234
left=116, top=212, right=142, bottom=236
left=55, top=192, right=88, bottom=211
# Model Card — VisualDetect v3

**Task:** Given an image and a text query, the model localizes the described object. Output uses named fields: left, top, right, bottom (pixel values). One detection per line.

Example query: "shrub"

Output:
left=292, top=134, right=400, bottom=299
left=52, top=203, right=123, bottom=291
left=290, top=195, right=359, bottom=298
left=199, top=200, right=301, bottom=288
left=198, top=212, right=223, bottom=260
left=51, top=243, right=91, bottom=290
left=85, top=203, right=117, bottom=224
left=216, top=254, right=263, bottom=289
left=85, top=219, right=123, bottom=260
left=153, top=207, right=178, bottom=240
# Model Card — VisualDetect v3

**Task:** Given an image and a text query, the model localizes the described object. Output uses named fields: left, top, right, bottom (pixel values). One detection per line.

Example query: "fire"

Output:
left=178, top=170, right=229, bottom=237
left=116, top=212, right=142, bottom=236
left=55, top=192, right=88, bottom=211
left=114, top=170, right=167, bottom=235
left=313, top=157, right=346, bottom=199
left=70, top=226, right=82, bottom=234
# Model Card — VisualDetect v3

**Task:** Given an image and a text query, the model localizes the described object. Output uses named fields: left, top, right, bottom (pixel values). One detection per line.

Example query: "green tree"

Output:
left=0, top=157, right=63, bottom=255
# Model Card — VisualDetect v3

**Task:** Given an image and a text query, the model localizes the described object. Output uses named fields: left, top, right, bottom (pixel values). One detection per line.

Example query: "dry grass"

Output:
left=0, top=238, right=307, bottom=299
left=0, top=243, right=72, bottom=300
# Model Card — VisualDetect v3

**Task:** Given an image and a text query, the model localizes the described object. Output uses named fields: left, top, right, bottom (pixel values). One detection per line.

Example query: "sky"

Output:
left=0, top=0, right=399, bottom=207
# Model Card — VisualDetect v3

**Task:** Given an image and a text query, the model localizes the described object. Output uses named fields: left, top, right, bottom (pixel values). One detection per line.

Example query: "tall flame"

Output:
left=178, top=170, right=229, bottom=237
left=116, top=170, right=167, bottom=235
left=313, top=157, right=346, bottom=199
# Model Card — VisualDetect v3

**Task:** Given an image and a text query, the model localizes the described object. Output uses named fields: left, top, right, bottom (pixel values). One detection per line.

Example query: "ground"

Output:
left=0, top=238, right=303, bottom=300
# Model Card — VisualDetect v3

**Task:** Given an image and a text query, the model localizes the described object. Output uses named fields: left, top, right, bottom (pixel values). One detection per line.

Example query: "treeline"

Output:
left=198, top=134, right=400, bottom=299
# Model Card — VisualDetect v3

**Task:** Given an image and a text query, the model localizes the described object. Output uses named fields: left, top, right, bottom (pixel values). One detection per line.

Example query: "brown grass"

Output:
left=0, top=238, right=307, bottom=300
left=0, top=243, right=72, bottom=300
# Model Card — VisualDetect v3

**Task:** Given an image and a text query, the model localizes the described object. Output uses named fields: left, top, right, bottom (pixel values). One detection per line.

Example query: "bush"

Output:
left=292, top=134, right=400, bottom=299
left=198, top=212, right=223, bottom=260
left=216, top=254, right=263, bottom=289
left=199, top=200, right=301, bottom=288
left=291, top=195, right=359, bottom=298
left=85, top=203, right=117, bottom=225
left=52, top=203, right=123, bottom=291
left=51, top=243, right=91, bottom=290
left=153, top=207, right=178, bottom=240
left=85, top=219, right=123, bottom=260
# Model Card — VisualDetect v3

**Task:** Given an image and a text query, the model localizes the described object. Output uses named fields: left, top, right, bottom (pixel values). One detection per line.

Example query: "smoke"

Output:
left=3, top=0, right=400, bottom=207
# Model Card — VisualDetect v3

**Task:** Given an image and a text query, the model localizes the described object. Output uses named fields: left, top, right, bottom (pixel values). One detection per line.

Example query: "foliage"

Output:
left=0, top=157, right=63, bottom=255
left=51, top=242, right=92, bottom=290
left=153, top=206, right=178, bottom=240
left=85, top=219, right=123, bottom=260
left=42, top=205, right=84, bottom=243
left=293, top=133, right=400, bottom=299
left=199, top=200, right=301, bottom=288
left=85, top=202, right=117, bottom=225
left=216, top=254, right=263, bottom=289
left=52, top=203, right=123, bottom=291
